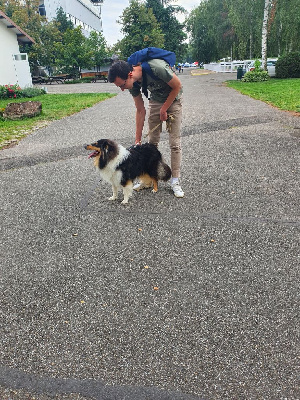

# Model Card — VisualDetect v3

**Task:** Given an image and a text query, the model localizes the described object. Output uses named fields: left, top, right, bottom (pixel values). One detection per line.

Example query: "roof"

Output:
left=0, top=10, right=35, bottom=44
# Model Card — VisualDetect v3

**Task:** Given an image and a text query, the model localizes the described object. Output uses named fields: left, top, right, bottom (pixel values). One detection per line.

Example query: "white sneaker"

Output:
left=133, top=181, right=152, bottom=191
left=171, top=181, right=185, bottom=198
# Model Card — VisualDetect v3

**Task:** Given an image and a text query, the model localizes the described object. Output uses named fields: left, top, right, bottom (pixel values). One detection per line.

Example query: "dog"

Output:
left=85, top=139, right=171, bottom=204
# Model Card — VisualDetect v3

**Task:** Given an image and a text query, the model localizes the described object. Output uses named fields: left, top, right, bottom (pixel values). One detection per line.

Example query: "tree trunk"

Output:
left=261, top=0, right=271, bottom=70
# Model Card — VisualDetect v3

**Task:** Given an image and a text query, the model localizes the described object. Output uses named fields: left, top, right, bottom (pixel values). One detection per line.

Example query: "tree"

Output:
left=87, top=31, right=111, bottom=71
left=226, top=0, right=264, bottom=60
left=261, top=0, right=271, bottom=70
left=6, top=0, right=44, bottom=40
left=187, top=0, right=232, bottom=63
left=24, top=21, right=62, bottom=75
left=269, top=0, right=300, bottom=55
left=55, top=27, right=93, bottom=76
left=54, top=6, right=74, bottom=33
left=116, top=0, right=164, bottom=58
left=146, top=0, right=187, bottom=60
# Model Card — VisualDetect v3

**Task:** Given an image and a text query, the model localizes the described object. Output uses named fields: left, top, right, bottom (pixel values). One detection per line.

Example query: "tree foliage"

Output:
left=116, top=0, right=164, bottom=58
left=55, top=27, right=93, bottom=76
left=187, top=0, right=233, bottom=63
left=187, top=0, right=300, bottom=63
left=1, top=0, right=299, bottom=71
left=54, top=6, right=74, bottom=33
left=145, top=0, right=187, bottom=60
left=0, top=0, right=111, bottom=75
left=87, top=31, right=111, bottom=71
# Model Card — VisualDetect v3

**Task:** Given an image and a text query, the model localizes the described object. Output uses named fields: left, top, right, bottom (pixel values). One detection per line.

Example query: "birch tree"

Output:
left=261, top=0, right=271, bottom=70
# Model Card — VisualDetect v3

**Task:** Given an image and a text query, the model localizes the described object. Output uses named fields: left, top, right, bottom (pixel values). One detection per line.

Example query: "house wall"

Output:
left=0, top=23, right=33, bottom=87
left=0, top=23, right=19, bottom=85
left=42, top=0, right=102, bottom=37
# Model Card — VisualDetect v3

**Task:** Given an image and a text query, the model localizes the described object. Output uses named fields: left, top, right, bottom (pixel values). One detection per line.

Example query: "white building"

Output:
left=0, top=10, right=34, bottom=88
left=39, top=0, right=103, bottom=37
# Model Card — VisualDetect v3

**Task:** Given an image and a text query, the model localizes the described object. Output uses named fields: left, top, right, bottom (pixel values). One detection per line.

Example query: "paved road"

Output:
left=0, top=71, right=299, bottom=400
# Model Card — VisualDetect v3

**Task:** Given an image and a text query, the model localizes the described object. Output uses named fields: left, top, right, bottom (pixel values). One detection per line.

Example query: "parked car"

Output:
left=246, top=59, right=277, bottom=77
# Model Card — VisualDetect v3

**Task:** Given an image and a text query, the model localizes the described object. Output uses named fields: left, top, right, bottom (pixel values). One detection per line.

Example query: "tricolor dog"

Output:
left=85, top=139, right=171, bottom=204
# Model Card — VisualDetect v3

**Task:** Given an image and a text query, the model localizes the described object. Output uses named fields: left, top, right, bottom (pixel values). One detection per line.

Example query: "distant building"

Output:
left=39, top=0, right=103, bottom=37
left=0, top=10, right=35, bottom=87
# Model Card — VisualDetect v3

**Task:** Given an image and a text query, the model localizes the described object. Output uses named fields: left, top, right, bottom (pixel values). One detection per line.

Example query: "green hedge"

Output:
left=276, top=52, right=300, bottom=78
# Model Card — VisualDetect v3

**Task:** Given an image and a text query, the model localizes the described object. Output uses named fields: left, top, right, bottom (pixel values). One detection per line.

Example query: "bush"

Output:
left=20, top=87, right=47, bottom=97
left=80, top=77, right=93, bottom=83
left=242, top=70, right=270, bottom=82
left=276, top=52, right=300, bottom=78
left=0, top=84, right=22, bottom=99
left=0, top=85, right=46, bottom=99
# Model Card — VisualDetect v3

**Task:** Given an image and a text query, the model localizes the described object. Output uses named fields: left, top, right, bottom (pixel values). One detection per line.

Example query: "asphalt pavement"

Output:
left=0, top=70, right=299, bottom=400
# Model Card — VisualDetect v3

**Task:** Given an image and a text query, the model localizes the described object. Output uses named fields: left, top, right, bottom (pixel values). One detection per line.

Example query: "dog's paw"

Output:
left=152, top=189, right=158, bottom=193
left=121, top=199, right=129, bottom=205
left=109, top=196, right=117, bottom=201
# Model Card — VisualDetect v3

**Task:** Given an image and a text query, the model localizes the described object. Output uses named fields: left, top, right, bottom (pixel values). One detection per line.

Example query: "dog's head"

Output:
left=85, top=139, right=118, bottom=168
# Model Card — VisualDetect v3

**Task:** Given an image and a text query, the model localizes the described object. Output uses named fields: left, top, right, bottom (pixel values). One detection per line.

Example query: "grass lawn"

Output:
left=226, top=78, right=300, bottom=114
left=0, top=92, right=116, bottom=149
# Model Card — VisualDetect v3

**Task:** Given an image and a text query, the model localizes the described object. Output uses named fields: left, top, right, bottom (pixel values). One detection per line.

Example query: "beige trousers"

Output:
left=148, top=99, right=183, bottom=178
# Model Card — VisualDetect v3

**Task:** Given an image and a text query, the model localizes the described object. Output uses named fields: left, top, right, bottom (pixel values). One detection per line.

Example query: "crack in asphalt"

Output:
left=79, top=203, right=300, bottom=227
left=181, top=115, right=272, bottom=137
left=0, top=365, right=204, bottom=400
left=0, top=116, right=273, bottom=171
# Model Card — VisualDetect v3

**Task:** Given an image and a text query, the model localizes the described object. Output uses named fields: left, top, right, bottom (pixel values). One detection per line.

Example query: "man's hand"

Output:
left=160, top=108, right=168, bottom=121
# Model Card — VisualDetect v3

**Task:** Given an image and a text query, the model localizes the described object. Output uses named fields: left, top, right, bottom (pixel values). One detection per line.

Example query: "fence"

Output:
left=204, top=60, right=250, bottom=73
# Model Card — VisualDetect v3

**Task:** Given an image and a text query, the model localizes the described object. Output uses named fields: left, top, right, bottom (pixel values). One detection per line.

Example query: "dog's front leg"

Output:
left=109, top=184, right=118, bottom=201
left=121, top=181, right=133, bottom=204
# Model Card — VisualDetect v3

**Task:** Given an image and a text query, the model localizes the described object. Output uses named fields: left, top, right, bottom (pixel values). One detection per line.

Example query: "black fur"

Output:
left=118, top=143, right=170, bottom=186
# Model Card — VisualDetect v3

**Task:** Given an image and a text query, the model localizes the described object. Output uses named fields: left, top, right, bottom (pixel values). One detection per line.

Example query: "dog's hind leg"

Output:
left=121, top=181, right=133, bottom=204
left=109, top=184, right=118, bottom=201
left=152, top=178, right=158, bottom=193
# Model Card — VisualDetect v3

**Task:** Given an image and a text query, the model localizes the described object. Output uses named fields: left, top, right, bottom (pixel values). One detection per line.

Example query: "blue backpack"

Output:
left=127, top=47, right=176, bottom=98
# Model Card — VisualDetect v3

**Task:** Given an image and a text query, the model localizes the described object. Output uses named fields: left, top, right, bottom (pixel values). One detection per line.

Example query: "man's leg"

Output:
left=167, top=100, right=184, bottom=198
left=148, top=101, right=162, bottom=147
left=166, top=99, right=182, bottom=179
left=149, top=99, right=184, bottom=197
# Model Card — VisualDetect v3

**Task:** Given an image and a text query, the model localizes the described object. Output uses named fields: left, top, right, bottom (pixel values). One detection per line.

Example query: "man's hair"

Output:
left=108, top=60, right=133, bottom=83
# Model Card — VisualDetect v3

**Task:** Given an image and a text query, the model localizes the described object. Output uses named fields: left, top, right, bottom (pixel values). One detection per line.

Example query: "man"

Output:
left=108, top=57, right=184, bottom=198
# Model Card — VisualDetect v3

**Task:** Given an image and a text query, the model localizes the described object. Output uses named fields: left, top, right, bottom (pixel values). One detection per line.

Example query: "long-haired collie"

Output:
left=85, top=139, right=171, bottom=204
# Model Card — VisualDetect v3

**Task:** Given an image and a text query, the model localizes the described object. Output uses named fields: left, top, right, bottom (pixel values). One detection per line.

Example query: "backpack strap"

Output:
left=140, top=61, right=159, bottom=99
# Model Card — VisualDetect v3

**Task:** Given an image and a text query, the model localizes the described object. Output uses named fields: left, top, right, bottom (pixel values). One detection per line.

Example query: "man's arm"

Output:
left=160, top=73, right=182, bottom=121
left=133, top=93, right=146, bottom=144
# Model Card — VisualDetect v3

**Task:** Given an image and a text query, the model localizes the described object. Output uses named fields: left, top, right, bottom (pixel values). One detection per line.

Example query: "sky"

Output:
left=101, top=0, right=201, bottom=46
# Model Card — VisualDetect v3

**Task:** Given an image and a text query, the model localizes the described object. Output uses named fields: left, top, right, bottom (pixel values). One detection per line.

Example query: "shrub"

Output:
left=0, top=84, right=22, bottom=99
left=242, top=70, right=270, bottom=82
left=253, top=59, right=262, bottom=71
left=21, top=87, right=47, bottom=97
left=80, top=77, right=93, bottom=83
left=276, top=52, right=300, bottom=78
left=0, top=85, right=46, bottom=99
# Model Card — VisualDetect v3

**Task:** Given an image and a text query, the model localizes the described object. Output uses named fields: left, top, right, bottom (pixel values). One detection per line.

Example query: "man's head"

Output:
left=108, top=60, right=138, bottom=91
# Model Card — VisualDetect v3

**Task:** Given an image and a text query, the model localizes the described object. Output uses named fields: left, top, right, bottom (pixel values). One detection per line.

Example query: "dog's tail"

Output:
left=157, top=160, right=172, bottom=181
